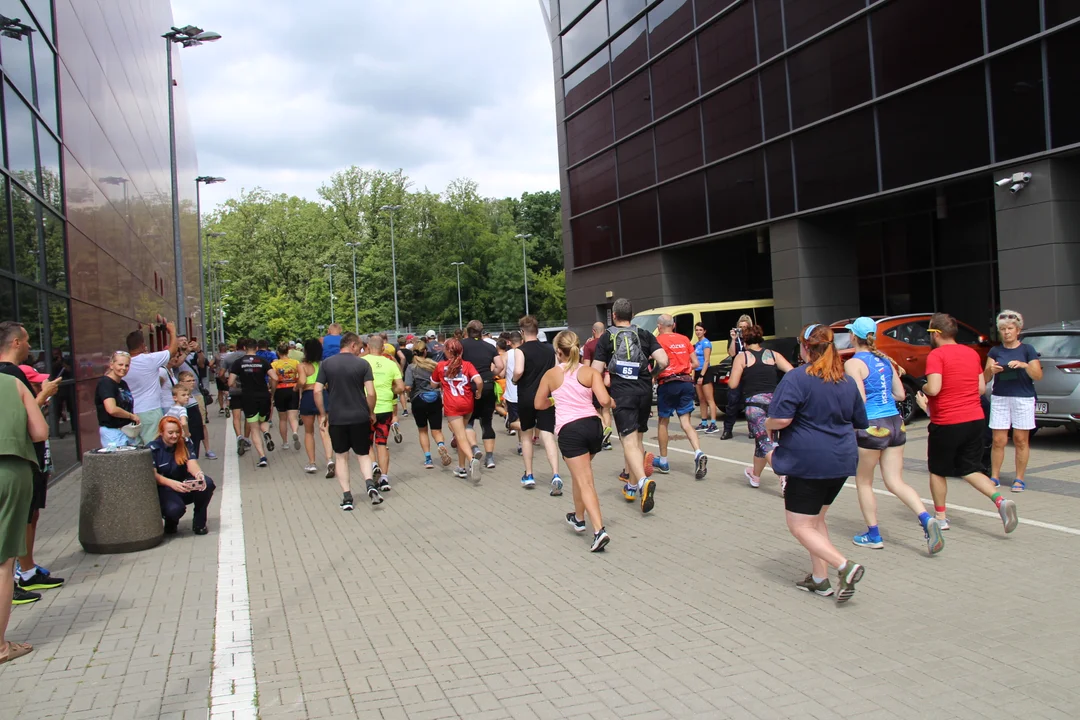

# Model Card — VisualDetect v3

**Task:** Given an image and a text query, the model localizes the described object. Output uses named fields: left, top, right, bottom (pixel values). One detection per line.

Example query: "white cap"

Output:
left=425, top=330, right=436, bottom=338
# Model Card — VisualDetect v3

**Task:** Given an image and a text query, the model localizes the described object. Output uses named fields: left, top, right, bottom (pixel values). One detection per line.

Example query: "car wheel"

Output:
left=897, top=396, right=916, bottom=424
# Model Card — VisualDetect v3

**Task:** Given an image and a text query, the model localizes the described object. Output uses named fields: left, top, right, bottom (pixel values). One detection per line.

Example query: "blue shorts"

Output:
left=657, top=380, right=695, bottom=418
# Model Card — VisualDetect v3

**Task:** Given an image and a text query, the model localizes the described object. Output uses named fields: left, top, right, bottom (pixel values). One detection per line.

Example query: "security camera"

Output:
left=996, top=177, right=1012, bottom=188
left=1019, top=172, right=1032, bottom=183
left=1010, top=183, right=1025, bottom=194
left=997, top=171, right=1032, bottom=191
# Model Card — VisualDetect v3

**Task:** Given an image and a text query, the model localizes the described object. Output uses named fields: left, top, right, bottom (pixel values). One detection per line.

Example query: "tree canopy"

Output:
left=204, top=168, right=564, bottom=342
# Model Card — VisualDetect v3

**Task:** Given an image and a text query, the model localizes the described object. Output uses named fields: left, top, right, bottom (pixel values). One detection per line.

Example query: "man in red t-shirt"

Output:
left=653, top=315, right=708, bottom=479
left=920, top=313, right=1017, bottom=534
left=581, top=322, right=613, bottom=448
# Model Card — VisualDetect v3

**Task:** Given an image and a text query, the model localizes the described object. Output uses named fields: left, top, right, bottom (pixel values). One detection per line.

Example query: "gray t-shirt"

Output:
left=404, top=363, right=440, bottom=403
left=315, top=353, right=373, bottom=425
left=220, top=351, right=246, bottom=396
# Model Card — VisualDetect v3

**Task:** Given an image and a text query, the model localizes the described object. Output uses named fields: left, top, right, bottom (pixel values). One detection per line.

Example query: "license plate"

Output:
left=1035, top=402, right=1048, bottom=414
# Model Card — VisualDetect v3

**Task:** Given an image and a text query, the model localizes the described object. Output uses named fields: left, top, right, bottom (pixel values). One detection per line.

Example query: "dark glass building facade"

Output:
left=543, top=0, right=1080, bottom=336
left=0, top=0, right=201, bottom=474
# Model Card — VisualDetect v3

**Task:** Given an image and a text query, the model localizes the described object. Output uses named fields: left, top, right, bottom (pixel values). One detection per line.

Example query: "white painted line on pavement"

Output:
left=209, top=424, right=258, bottom=720
left=640, top=440, right=1080, bottom=537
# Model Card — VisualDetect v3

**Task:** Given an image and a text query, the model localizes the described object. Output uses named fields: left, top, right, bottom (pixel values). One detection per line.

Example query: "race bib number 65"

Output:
left=614, top=360, right=640, bottom=380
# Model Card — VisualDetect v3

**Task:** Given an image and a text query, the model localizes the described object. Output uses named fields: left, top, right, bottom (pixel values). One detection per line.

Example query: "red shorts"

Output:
left=372, top=412, right=393, bottom=446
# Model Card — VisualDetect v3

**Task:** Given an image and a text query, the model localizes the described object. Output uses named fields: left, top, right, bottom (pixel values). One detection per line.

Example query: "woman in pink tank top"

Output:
left=535, top=331, right=615, bottom=552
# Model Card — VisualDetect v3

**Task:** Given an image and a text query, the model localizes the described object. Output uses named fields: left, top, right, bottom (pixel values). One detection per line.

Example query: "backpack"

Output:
left=607, top=325, right=649, bottom=381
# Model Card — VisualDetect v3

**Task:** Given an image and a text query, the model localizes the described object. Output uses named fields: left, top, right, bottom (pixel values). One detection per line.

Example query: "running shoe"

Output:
left=454, top=467, right=468, bottom=479
left=999, top=499, right=1018, bottom=533
left=652, top=457, right=670, bottom=474
left=18, top=571, right=64, bottom=591
left=378, top=476, right=392, bottom=492
left=566, top=512, right=586, bottom=533
left=257, top=457, right=268, bottom=468
left=12, top=587, right=41, bottom=605
left=424, top=454, right=434, bottom=469
left=601, top=440, right=613, bottom=451
left=372, top=463, right=382, bottom=478
left=516, top=444, right=522, bottom=456
left=206, top=451, right=218, bottom=460
left=590, top=528, right=610, bottom=552
left=852, top=532, right=884, bottom=549
left=392, top=422, right=403, bottom=444
left=602, top=425, right=613, bottom=447
left=694, top=453, right=708, bottom=480
left=469, top=456, right=481, bottom=480
left=451, top=437, right=457, bottom=449
left=521, top=473, right=536, bottom=488
left=795, top=574, right=834, bottom=597
left=743, top=467, right=760, bottom=488
left=292, top=432, right=301, bottom=451
left=695, top=421, right=708, bottom=431
left=485, top=453, right=496, bottom=469
left=640, top=478, right=656, bottom=514
left=705, top=423, right=719, bottom=434
left=643, top=452, right=655, bottom=477
left=835, top=562, right=864, bottom=604
left=304, top=463, right=317, bottom=474
left=401, top=409, right=409, bottom=418
left=925, top=517, right=945, bottom=555
left=471, top=445, right=483, bottom=461
left=622, top=483, right=637, bottom=502
left=237, top=436, right=246, bottom=457
left=326, top=461, right=336, bottom=479
left=368, top=486, right=384, bottom=506
left=619, top=470, right=630, bottom=483
left=937, top=516, right=950, bottom=531
left=437, top=445, right=452, bottom=466
left=340, top=493, right=354, bottom=511
left=264, top=432, right=275, bottom=452
left=550, top=475, right=563, bottom=496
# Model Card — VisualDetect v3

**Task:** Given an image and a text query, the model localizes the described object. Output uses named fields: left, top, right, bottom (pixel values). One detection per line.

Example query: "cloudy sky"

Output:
left=171, top=0, right=560, bottom=212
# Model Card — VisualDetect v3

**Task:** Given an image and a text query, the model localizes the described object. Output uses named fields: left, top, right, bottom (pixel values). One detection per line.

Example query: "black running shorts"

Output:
left=242, top=394, right=272, bottom=422
left=612, top=394, right=650, bottom=437
left=783, top=477, right=847, bottom=515
left=557, top=416, right=603, bottom=459
left=273, top=387, right=299, bottom=413
left=927, top=420, right=984, bottom=478
left=329, top=421, right=372, bottom=456
left=518, top=394, right=555, bottom=433
left=411, top=397, right=443, bottom=430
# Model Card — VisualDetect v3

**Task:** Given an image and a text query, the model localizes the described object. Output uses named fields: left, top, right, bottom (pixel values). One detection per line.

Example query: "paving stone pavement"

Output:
left=2, top=414, right=1079, bottom=719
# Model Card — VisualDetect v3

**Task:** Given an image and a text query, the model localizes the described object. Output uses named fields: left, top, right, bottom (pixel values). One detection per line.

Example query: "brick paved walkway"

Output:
left=2, top=417, right=1079, bottom=719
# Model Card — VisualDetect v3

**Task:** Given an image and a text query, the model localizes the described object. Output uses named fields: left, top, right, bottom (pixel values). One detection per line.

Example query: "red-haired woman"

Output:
left=431, top=339, right=482, bottom=481
left=764, top=324, right=869, bottom=604
left=148, top=416, right=215, bottom=536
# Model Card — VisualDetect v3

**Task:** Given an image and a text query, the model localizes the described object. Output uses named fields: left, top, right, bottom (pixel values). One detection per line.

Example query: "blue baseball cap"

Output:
left=845, top=317, right=877, bottom=339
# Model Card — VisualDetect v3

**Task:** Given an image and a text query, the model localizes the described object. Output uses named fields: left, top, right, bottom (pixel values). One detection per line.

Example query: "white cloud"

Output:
left=171, top=0, right=561, bottom=212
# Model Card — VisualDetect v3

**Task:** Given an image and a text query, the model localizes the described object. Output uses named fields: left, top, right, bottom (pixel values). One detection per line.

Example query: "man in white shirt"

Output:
left=125, top=318, right=179, bottom=445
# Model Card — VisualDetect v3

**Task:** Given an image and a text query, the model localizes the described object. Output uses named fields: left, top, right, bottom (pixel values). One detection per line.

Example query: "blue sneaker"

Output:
left=695, top=421, right=708, bottom=431
left=652, top=457, right=670, bottom=474
left=622, top=483, right=637, bottom=502
left=550, top=474, right=563, bottom=496
left=521, top=474, right=536, bottom=488
left=852, top=532, right=884, bottom=549
left=423, top=454, right=434, bottom=469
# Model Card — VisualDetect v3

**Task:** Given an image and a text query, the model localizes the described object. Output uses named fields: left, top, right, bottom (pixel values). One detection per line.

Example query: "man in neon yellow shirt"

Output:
left=363, top=335, right=404, bottom=492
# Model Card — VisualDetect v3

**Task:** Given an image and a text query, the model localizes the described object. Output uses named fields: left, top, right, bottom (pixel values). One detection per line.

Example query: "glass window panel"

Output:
left=858, top=276, right=885, bottom=316
left=1047, top=26, right=1080, bottom=149
left=613, top=69, right=651, bottom=139
left=5, top=82, right=37, bottom=190
left=985, top=0, right=1040, bottom=51
left=563, top=0, right=608, bottom=71
left=47, top=295, right=78, bottom=474
left=43, top=205, right=64, bottom=291
left=759, top=63, right=788, bottom=140
left=561, top=0, right=595, bottom=29
left=11, top=185, right=39, bottom=282
left=610, top=17, right=647, bottom=81
left=566, top=95, right=614, bottom=165
left=0, top=277, right=12, bottom=318
left=25, top=0, right=53, bottom=41
left=617, top=131, right=656, bottom=195
left=37, top=119, right=60, bottom=206
left=784, top=0, right=864, bottom=47
left=648, top=0, right=693, bottom=57
left=702, top=75, right=761, bottom=162
left=1046, top=0, right=1080, bottom=27
left=871, top=0, right=983, bottom=96
left=697, top=0, right=756, bottom=93
left=885, top=272, right=935, bottom=316
left=654, top=106, right=703, bottom=181
left=787, top=20, right=871, bottom=129
left=571, top=205, right=620, bottom=266
left=619, top=190, right=660, bottom=253
left=609, top=0, right=645, bottom=33
left=569, top=150, right=617, bottom=214
left=765, top=140, right=795, bottom=216
left=32, top=27, right=56, bottom=127
left=650, top=40, right=697, bottom=117
left=878, top=67, right=990, bottom=190
left=0, top=20, right=32, bottom=97
left=0, top=180, right=9, bottom=273
left=855, top=222, right=883, bottom=276
left=659, top=172, right=707, bottom=243
left=793, top=109, right=877, bottom=210
left=565, top=50, right=611, bottom=115
left=17, top=283, right=44, bottom=358
left=756, top=0, right=784, bottom=60
left=706, top=149, right=767, bottom=232
left=934, top=200, right=993, bottom=267
left=882, top=213, right=933, bottom=272
left=695, top=0, right=739, bottom=26
left=990, top=44, right=1046, bottom=162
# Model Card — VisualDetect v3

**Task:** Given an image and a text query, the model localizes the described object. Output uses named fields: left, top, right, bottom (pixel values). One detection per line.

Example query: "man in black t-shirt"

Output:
left=591, top=298, right=668, bottom=514
left=314, top=332, right=378, bottom=509
left=229, top=344, right=278, bottom=466
left=513, top=316, right=561, bottom=493
left=461, top=320, right=504, bottom=470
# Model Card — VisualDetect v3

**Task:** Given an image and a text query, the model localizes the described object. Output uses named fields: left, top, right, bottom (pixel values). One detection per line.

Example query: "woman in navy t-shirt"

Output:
left=149, top=416, right=215, bottom=535
left=765, top=324, right=869, bottom=604
left=984, top=310, right=1042, bottom=492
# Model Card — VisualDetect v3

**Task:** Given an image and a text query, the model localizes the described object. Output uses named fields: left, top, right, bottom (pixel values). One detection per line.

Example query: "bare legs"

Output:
left=375, top=442, right=390, bottom=477
left=620, top=431, right=647, bottom=482
left=447, top=416, right=471, bottom=469
left=302, top=415, right=332, bottom=465
left=16, top=510, right=38, bottom=574
left=700, top=382, right=718, bottom=424
left=418, top=427, right=431, bottom=454
left=855, top=446, right=929, bottom=526
left=992, top=429, right=1030, bottom=486
left=786, top=508, right=847, bottom=579
left=565, top=453, right=603, bottom=533
left=335, top=450, right=374, bottom=495
left=0, top=556, right=28, bottom=660
left=521, top=428, right=559, bottom=477
left=246, top=418, right=269, bottom=458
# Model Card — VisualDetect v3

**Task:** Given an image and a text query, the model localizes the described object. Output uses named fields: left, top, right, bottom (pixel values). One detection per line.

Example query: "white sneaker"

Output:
left=303, top=463, right=317, bottom=474
left=744, top=467, right=760, bottom=488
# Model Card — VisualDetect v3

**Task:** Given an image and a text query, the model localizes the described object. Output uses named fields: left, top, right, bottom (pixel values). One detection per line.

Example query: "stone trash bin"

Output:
left=79, top=447, right=164, bottom=553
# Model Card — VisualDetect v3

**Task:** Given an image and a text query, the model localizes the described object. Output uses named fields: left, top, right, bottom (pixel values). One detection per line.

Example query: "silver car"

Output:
left=1021, top=321, right=1080, bottom=431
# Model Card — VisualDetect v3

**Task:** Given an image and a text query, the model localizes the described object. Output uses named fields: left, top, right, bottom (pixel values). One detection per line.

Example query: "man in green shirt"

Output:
left=363, top=335, right=404, bottom=492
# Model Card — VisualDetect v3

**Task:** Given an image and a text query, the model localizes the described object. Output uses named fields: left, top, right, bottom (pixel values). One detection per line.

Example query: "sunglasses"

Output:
left=927, top=328, right=942, bottom=334
left=997, top=313, right=1020, bottom=321
left=113, top=351, right=131, bottom=357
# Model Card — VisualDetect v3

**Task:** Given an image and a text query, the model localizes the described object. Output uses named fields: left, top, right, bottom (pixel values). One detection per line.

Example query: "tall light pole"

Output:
left=379, top=204, right=403, bottom=332
left=164, top=24, right=220, bottom=328
left=213, top=259, right=228, bottom=344
left=206, top=236, right=225, bottom=344
left=515, top=233, right=532, bottom=316
left=323, top=263, right=337, bottom=324
left=195, top=176, right=225, bottom=352
left=345, top=242, right=361, bottom=333
left=450, top=262, right=465, bottom=329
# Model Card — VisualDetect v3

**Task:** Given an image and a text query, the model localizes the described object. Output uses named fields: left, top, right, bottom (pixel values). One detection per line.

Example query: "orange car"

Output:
left=831, top=314, right=994, bottom=421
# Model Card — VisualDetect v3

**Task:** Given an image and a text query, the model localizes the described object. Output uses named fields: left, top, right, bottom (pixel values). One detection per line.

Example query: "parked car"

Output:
left=830, top=314, right=994, bottom=423
left=536, top=326, right=567, bottom=343
left=1020, top=320, right=1080, bottom=431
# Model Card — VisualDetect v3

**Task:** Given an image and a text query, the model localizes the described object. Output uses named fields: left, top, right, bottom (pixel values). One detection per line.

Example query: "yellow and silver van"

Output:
left=632, top=299, right=777, bottom=368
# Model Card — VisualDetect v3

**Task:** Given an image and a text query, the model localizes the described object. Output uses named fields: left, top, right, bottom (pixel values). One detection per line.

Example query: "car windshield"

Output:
left=1022, top=333, right=1080, bottom=358
left=633, top=314, right=661, bottom=333
left=833, top=330, right=853, bottom=351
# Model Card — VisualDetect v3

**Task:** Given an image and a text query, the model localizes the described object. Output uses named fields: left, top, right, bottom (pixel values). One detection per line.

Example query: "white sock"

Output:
left=638, top=477, right=648, bottom=489
left=695, top=449, right=704, bottom=458
left=659, top=456, right=667, bottom=463
left=812, top=575, right=826, bottom=585
left=18, top=567, right=36, bottom=581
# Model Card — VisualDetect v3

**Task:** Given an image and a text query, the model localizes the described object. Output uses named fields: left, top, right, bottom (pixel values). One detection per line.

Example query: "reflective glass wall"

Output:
left=557, top=0, right=1080, bottom=268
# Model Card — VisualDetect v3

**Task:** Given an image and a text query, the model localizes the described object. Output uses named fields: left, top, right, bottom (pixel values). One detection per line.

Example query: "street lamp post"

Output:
left=450, top=262, right=465, bottom=329
left=323, top=263, right=337, bottom=324
left=213, top=259, right=228, bottom=344
left=206, top=236, right=225, bottom=343
left=345, top=242, right=361, bottom=333
left=379, top=204, right=403, bottom=332
left=195, top=176, right=225, bottom=352
left=164, top=24, right=220, bottom=328
left=515, top=233, right=532, bottom=316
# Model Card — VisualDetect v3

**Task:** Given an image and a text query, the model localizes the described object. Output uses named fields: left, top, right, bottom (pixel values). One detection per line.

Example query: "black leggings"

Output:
left=467, top=386, right=497, bottom=440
